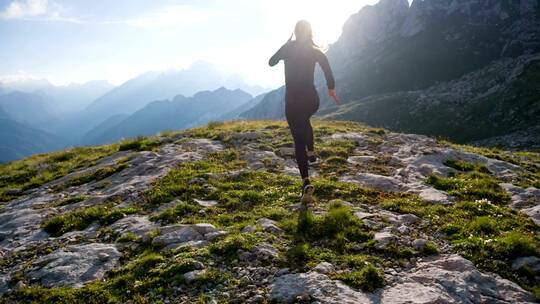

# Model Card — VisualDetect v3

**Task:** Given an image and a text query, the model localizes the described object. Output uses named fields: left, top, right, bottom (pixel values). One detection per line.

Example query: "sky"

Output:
left=0, top=0, right=382, bottom=88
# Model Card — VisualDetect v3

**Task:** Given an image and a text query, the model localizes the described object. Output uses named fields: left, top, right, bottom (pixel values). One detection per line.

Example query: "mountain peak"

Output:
left=378, top=0, right=409, bottom=13
left=401, top=0, right=538, bottom=37
left=193, top=86, right=252, bottom=99
left=334, top=0, right=409, bottom=54
left=66, top=80, right=115, bottom=89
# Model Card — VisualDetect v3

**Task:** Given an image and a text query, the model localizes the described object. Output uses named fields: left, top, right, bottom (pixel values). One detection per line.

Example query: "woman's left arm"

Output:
left=316, top=51, right=335, bottom=90
left=317, top=51, right=340, bottom=104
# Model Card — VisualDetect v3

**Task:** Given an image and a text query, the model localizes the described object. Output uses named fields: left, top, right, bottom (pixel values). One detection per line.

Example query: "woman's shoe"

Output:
left=307, top=150, right=317, bottom=163
left=301, top=183, right=315, bottom=205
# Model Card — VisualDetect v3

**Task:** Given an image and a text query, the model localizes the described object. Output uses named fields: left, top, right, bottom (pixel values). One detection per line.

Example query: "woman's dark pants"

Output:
left=285, top=85, right=320, bottom=179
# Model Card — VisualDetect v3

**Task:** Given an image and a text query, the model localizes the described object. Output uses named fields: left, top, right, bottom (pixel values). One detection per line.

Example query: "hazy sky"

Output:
left=0, top=0, right=383, bottom=88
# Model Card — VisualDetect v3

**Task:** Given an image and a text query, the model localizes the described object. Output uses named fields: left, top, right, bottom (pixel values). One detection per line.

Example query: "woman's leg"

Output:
left=288, top=118, right=310, bottom=179
left=306, top=89, right=319, bottom=160
left=295, top=115, right=315, bottom=204
left=307, top=121, right=314, bottom=152
left=306, top=121, right=317, bottom=163
left=285, top=93, right=310, bottom=179
left=285, top=88, right=317, bottom=204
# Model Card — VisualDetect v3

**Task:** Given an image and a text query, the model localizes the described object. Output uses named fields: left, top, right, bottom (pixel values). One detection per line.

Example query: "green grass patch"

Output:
left=4, top=283, right=116, bottom=304
left=444, top=159, right=477, bottom=172
left=295, top=202, right=372, bottom=247
left=146, top=146, right=390, bottom=233
left=118, top=136, right=161, bottom=151
left=285, top=243, right=311, bottom=267
left=57, top=195, right=88, bottom=206
left=316, top=139, right=358, bottom=177
left=43, top=205, right=139, bottom=237
left=332, top=263, right=384, bottom=292
left=382, top=197, right=539, bottom=295
left=186, top=269, right=227, bottom=286
left=427, top=171, right=510, bottom=204
left=6, top=250, right=222, bottom=303
left=151, top=202, right=202, bottom=223
left=143, top=149, right=245, bottom=209
left=422, top=241, right=440, bottom=255
left=56, top=160, right=130, bottom=190
left=466, top=216, right=499, bottom=236
left=116, top=232, right=139, bottom=243
left=208, top=234, right=259, bottom=260
left=285, top=202, right=374, bottom=270
left=451, top=144, right=540, bottom=189
left=206, top=121, right=225, bottom=129
left=0, top=145, right=119, bottom=202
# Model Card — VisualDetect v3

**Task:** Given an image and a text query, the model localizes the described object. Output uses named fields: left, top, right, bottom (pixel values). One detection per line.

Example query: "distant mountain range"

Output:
left=0, top=92, right=54, bottom=128
left=219, top=93, right=267, bottom=121
left=0, top=106, right=7, bottom=119
left=240, top=0, right=540, bottom=150
left=0, top=92, right=61, bottom=163
left=52, top=61, right=270, bottom=143
left=84, top=61, right=266, bottom=120
left=0, top=79, right=114, bottom=115
left=41, top=81, right=115, bottom=115
left=0, top=118, right=62, bottom=163
left=83, top=87, right=253, bottom=145
left=0, top=61, right=270, bottom=162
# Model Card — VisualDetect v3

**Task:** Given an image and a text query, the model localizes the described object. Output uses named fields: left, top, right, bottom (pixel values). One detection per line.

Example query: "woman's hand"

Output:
left=328, top=89, right=340, bottom=105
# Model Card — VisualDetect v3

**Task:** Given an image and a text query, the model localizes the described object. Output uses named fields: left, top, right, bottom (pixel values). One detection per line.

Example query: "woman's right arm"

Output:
left=269, top=42, right=289, bottom=67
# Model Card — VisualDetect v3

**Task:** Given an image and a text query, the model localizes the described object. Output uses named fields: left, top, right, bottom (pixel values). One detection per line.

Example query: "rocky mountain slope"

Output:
left=239, top=87, right=286, bottom=120
left=241, top=0, right=540, bottom=149
left=0, top=120, right=539, bottom=303
left=220, top=93, right=267, bottom=121
left=327, top=0, right=539, bottom=98
left=320, top=53, right=540, bottom=148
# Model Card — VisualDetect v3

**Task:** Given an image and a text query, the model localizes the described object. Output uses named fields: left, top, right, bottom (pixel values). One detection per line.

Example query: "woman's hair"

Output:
left=294, top=20, right=318, bottom=48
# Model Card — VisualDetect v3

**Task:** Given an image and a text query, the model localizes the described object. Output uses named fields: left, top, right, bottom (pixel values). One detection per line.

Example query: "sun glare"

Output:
left=280, top=0, right=379, bottom=45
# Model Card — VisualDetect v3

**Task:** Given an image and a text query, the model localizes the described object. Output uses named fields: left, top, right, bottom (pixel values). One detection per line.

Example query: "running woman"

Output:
left=269, top=20, right=340, bottom=204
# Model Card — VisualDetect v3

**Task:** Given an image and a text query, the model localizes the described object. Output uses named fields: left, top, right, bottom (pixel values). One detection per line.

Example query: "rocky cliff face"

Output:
left=401, top=0, right=539, bottom=37
left=326, top=0, right=540, bottom=100
left=333, top=0, right=409, bottom=57
left=0, top=120, right=539, bottom=303
left=322, top=53, right=540, bottom=148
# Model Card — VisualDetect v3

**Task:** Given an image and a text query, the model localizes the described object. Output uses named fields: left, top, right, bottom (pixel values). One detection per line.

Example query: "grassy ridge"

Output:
left=1, top=120, right=539, bottom=302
